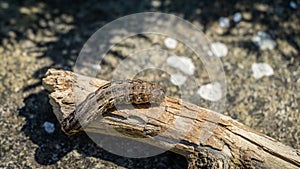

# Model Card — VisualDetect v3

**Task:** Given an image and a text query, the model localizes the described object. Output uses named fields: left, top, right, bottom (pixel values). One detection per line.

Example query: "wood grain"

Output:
left=61, top=79, right=165, bottom=135
left=43, top=68, right=300, bottom=169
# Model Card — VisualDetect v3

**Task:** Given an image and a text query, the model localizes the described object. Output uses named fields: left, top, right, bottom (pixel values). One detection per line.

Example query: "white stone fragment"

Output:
left=252, top=63, right=274, bottom=79
left=197, top=83, right=222, bottom=102
left=218, top=17, right=230, bottom=28
left=170, top=73, right=187, bottom=86
left=252, top=31, right=276, bottom=50
left=290, top=1, right=297, bottom=9
left=233, top=12, right=242, bottom=23
left=43, top=121, right=55, bottom=133
left=151, top=0, right=161, bottom=7
left=211, top=42, right=228, bottom=57
left=164, top=37, right=178, bottom=49
left=167, top=56, right=195, bottom=75
left=0, top=2, right=9, bottom=9
left=92, top=64, right=101, bottom=70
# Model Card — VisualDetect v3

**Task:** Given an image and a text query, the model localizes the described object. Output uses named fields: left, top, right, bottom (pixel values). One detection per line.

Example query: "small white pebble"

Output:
left=197, top=83, right=222, bottom=101
left=211, top=42, right=228, bottom=57
left=233, top=12, right=242, bottom=23
left=164, top=37, right=178, bottom=49
left=252, top=63, right=274, bottom=79
left=290, top=1, right=297, bottom=9
left=170, top=73, right=187, bottom=86
left=167, top=56, right=195, bottom=75
left=252, top=31, right=276, bottom=50
left=0, top=2, right=9, bottom=9
left=92, top=64, right=101, bottom=70
left=218, top=17, right=230, bottom=28
left=260, top=39, right=276, bottom=50
left=43, top=121, right=55, bottom=133
left=151, top=0, right=161, bottom=7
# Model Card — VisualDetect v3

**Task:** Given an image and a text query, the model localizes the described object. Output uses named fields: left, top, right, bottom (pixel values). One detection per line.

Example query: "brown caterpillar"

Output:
left=61, top=79, right=165, bottom=135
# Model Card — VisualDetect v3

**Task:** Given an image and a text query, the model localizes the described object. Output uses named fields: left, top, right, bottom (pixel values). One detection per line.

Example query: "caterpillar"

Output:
left=61, top=79, right=165, bottom=135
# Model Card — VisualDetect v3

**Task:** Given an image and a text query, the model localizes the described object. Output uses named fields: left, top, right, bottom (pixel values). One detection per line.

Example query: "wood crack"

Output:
left=42, top=69, right=300, bottom=169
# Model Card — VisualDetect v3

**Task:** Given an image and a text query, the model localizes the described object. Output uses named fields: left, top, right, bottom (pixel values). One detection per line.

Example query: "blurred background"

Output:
left=0, top=0, right=299, bottom=168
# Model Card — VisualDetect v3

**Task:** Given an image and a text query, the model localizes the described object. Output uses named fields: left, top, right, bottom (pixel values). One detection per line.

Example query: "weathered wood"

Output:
left=42, top=68, right=300, bottom=169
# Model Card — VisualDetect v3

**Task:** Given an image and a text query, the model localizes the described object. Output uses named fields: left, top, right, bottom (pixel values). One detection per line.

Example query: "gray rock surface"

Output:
left=0, top=1, right=299, bottom=168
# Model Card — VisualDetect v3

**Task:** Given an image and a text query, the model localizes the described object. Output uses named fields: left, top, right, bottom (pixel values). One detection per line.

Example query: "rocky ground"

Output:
left=0, top=0, right=299, bottom=168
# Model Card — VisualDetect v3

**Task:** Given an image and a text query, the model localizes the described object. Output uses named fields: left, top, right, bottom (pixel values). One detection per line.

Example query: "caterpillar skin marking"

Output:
left=61, top=79, right=165, bottom=135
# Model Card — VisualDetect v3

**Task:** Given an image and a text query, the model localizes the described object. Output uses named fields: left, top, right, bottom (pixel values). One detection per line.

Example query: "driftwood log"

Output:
left=42, top=69, right=300, bottom=169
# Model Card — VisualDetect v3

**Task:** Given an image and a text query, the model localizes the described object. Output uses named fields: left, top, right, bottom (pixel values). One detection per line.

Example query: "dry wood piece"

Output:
left=43, top=68, right=300, bottom=169
left=61, top=79, right=165, bottom=135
